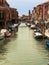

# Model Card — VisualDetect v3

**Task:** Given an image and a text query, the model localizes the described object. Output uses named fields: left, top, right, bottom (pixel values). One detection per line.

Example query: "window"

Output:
left=0, top=0, right=3, bottom=3
left=45, top=5, right=48, bottom=9
left=0, top=12, right=4, bottom=19
left=0, top=0, right=5, bottom=4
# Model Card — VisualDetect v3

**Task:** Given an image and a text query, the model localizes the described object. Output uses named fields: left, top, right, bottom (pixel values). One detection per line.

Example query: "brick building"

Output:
left=32, top=1, right=49, bottom=21
left=0, top=0, right=18, bottom=29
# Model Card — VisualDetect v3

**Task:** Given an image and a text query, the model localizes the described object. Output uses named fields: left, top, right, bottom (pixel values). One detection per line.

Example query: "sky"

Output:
left=7, top=0, right=47, bottom=16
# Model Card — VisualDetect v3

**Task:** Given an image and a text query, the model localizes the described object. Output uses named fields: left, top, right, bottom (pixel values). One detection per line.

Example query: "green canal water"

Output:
left=0, top=23, right=49, bottom=65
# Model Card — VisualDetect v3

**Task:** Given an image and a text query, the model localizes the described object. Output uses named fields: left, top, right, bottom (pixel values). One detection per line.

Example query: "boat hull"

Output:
left=34, top=32, right=43, bottom=39
left=46, top=41, right=49, bottom=47
left=34, top=35, right=43, bottom=39
left=5, top=32, right=11, bottom=37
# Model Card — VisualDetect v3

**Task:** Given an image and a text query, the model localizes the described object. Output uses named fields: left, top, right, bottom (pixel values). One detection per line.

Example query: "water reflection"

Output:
left=0, top=29, right=18, bottom=65
left=0, top=39, right=6, bottom=48
left=0, top=31, right=18, bottom=54
left=10, top=34, right=18, bottom=42
left=0, top=23, right=49, bottom=65
left=0, top=40, right=7, bottom=65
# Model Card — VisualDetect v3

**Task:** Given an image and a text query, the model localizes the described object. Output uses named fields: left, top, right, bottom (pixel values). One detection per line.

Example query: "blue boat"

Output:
left=46, top=41, right=49, bottom=47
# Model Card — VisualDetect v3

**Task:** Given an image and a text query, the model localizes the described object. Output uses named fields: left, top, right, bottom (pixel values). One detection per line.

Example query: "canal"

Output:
left=0, top=23, right=49, bottom=65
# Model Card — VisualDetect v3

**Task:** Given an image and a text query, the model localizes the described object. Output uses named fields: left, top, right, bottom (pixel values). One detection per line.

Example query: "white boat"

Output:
left=10, top=25, right=16, bottom=31
left=34, top=32, right=43, bottom=39
left=30, top=24, right=36, bottom=29
left=27, top=23, right=31, bottom=27
left=0, top=29, right=6, bottom=40
left=34, top=29, right=40, bottom=32
left=1, top=29, right=11, bottom=37
left=1, top=29, right=7, bottom=33
left=20, top=23, right=26, bottom=27
left=14, top=24, right=18, bottom=27
left=14, top=24, right=18, bottom=31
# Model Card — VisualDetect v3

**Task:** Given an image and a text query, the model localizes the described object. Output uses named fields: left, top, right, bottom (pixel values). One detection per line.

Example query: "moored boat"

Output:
left=34, top=29, right=40, bottom=32
left=34, top=32, right=43, bottom=39
left=1, top=29, right=7, bottom=34
left=14, top=24, right=18, bottom=27
left=45, top=41, right=49, bottom=47
left=14, top=24, right=18, bottom=32
left=5, top=31, right=11, bottom=37
left=27, top=23, right=31, bottom=27
left=1, top=29, right=11, bottom=37
left=30, top=24, right=36, bottom=29
left=9, top=25, right=16, bottom=31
